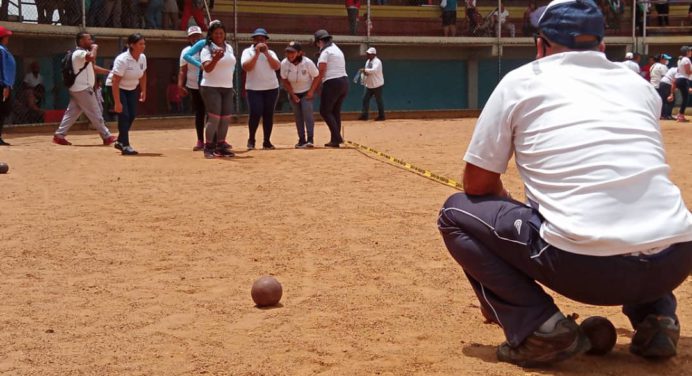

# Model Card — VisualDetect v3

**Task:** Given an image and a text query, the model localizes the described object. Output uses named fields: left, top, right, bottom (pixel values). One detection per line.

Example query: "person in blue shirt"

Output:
left=442, top=0, right=458, bottom=37
left=0, top=26, right=15, bottom=146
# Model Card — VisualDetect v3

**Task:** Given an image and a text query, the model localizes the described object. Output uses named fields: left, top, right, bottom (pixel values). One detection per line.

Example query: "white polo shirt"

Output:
left=622, top=60, right=641, bottom=74
left=660, top=67, right=676, bottom=85
left=23, top=72, right=43, bottom=88
left=241, top=45, right=279, bottom=91
left=649, top=62, right=669, bottom=88
left=363, top=56, right=384, bottom=89
left=317, top=43, right=347, bottom=82
left=179, top=45, right=201, bottom=90
left=280, top=57, right=319, bottom=94
left=464, top=51, right=692, bottom=256
left=200, top=42, right=236, bottom=88
left=70, top=48, right=95, bottom=92
left=106, top=50, right=146, bottom=91
left=675, top=56, right=691, bottom=80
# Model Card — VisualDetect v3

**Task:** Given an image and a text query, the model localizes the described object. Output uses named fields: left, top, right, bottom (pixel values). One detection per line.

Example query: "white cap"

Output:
left=625, top=52, right=633, bottom=59
left=366, top=47, right=377, bottom=55
left=187, top=26, right=202, bottom=36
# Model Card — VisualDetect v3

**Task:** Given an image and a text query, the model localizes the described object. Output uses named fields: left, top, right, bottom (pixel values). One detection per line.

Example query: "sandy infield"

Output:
left=0, top=118, right=690, bottom=375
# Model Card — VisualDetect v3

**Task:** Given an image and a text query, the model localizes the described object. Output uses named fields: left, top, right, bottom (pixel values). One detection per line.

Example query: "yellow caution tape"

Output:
left=346, top=140, right=463, bottom=191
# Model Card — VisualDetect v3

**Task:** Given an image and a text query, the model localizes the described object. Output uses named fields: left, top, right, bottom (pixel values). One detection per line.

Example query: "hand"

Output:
left=91, top=44, right=98, bottom=51
left=212, top=49, right=225, bottom=61
left=291, top=93, right=300, bottom=103
left=178, top=86, right=188, bottom=97
left=305, top=91, right=314, bottom=100
left=667, top=94, right=674, bottom=102
left=256, top=43, right=267, bottom=53
left=2, top=87, right=9, bottom=101
left=139, top=92, right=146, bottom=102
left=114, top=102, right=122, bottom=113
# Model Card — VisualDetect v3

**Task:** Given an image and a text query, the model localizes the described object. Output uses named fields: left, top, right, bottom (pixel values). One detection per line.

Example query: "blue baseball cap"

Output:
left=538, top=0, right=604, bottom=50
left=251, top=28, right=269, bottom=39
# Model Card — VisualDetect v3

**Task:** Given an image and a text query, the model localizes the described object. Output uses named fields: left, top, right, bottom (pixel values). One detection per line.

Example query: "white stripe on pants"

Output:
left=55, top=88, right=111, bottom=138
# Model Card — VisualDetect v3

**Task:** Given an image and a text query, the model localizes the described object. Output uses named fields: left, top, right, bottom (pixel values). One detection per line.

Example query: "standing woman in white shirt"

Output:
left=674, top=46, right=691, bottom=122
left=314, top=29, right=348, bottom=148
left=199, top=21, right=237, bottom=159
left=649, top=54, right=673, bottom=120
left=241, top=28, right=281, bottom=150
left=107, top=33, right=147, bottom=155
left=280, top=41, right=320, bottom=148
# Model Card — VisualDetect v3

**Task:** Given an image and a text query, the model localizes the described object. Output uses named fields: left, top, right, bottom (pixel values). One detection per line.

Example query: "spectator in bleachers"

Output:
left=0, top=26, right=14, bottom=146
left=650, top=53, right=673, bottom=120
left=146, top=0, right=164, bottom=29
left=465, top=0, right=480, bottom=36
left=674, top=46, right=691, bottom=122
left=23, top=62, right=43, bottom=89
left=123, top=0, right=143, bottom=28
left=64, top=0, right=83, bottom=26
left=0, top=1, right=8, bottom=22
left=13, top=87, right=43, bottom=125
left=522, top=1, right=538, bottom=36
left=163, top=0, right=179, bottom=29
left=101, top=0, right=123, bottom=27
left=181, top=0, right=207, bottom=31
left=346, top=0, right=361, bottom=35
left=654, top=0, right=669, bottom=26
left=167, top=74, right=182, bottom=113
left=623, top=52, right=641, bottom=74
left=441, top=0, right=458, bottom=37
left=490, top=3, right=515, bottom=37
left=36, top=0, right=58, bottom=24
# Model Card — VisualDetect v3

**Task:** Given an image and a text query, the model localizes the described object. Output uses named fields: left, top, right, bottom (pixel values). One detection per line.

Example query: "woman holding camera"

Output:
left=241, top=28, right=281, bottom=150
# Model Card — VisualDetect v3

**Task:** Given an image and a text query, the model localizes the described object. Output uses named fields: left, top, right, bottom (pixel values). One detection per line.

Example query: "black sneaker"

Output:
left=374, top=117, right=386, bottom=121
left=630, top=315, right=679, bottom=359
left=247, top=141, right=255, bottom=151
left=0, top=138, right=10, bottom=146
left=215, top=147, right=235, bottom=157
left=357, top=115, right=368, bottom=121
left=496, top=316, right=591, bottom=368
left=295, top=142, right=308, bottom=149
left=114, top=141, right=123, bottom=151
left=324, top=142, right=340, bottom=148
left=121, top=145, right=139, bottom=155
left=262, top=142, right=275, bottom=150
left=305, top=142, right=314, bottom=148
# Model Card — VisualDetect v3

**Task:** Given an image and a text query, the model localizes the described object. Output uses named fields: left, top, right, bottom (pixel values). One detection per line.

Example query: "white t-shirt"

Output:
left=622, top=60, right=640, bottom=74
left=241, top=46, right=279, bottom=91
left=363, top=57, right=384, bottom=89
left=317, top=43, right=347, bottom=82
left=464, top=51, right=692, bottom=256
left=106, top=50, right=147, bottom=91
left=491, top=8, right=509, bottom=24
left=280, top=57, right=319, bottom=94
left=649, top=62, right=669, bottom=88
left=70, top=48, right=95, bottom=92
left=200, top=42, right=236, bottom=88
left=675, top=56, right=691, bottom=80
left=23, top=72, right=43, bottom=88
left=179, top=45, right=200, bottom=90
left=660, top=67, right=676, bottom=85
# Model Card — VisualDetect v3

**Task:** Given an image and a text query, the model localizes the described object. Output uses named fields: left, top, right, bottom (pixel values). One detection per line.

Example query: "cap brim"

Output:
left=285, top=47, right=298, bottom=52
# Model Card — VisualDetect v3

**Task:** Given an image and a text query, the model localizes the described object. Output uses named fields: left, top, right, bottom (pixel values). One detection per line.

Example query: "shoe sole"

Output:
left=631, top=332, right=677, bottom=358
left=497, top=332, right=591, bottom=368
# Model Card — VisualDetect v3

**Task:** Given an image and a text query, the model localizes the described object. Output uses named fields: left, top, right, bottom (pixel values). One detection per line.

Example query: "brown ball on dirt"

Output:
left=0, top=162, right=8, bottom=174
left=251, top=276, right=283, bottom=307
left=581, top=316, right=617, bottom=355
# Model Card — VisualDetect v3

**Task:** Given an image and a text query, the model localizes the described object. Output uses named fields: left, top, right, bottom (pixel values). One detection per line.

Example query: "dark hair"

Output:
left=206, top=22, right=226, bottom=46
left=127, top=33, right=145, bottom=50
left=76, top=31, right=89, bottom=45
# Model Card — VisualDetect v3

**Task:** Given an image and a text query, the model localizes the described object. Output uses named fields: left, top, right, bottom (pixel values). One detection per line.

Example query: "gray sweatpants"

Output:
left=200, top=86, right=233, bottom=145
left=55, top=87, right=112, bottom=139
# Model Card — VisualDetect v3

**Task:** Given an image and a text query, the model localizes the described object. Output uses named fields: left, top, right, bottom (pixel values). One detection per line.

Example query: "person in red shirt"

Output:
left=166, top=74, right=182, bottom=113
left=641, top=56, right=655, bottom=81
left=345, top=0, right=361, bottom=35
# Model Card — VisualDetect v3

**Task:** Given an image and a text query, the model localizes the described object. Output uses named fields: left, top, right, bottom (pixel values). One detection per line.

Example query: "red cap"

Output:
left=0, top=26, right=13, bottom=38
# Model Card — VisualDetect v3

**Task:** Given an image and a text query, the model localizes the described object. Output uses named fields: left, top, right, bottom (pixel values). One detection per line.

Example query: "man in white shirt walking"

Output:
left=358, top=47, right=385, bottom=121
left=438, top=0, right=692, bottom=367
left=54, top=32, right=116, bottom=146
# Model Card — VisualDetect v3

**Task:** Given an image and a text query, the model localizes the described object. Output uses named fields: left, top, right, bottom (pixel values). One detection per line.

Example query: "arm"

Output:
left=282, top=78, right=299, bottom=103
left=178, top=65, right=188, bottom=96
left=668, top=79, right=676, bottom=102
left=363, top=59, right=380, bottom=75
left=93, top=65, right=111, bottom=75
left=265, top=50, right=281, bottom=70
left=462, top=162, right=509, bottom=197
left=685, top=61, right=692, bottom=76
left=139, top=71, right=147, bottom=102
left=0, top=50, right=9, bottom=101
left=112, top=75, right=122, bottom=113
left=308, top=63, right=326, bottom=99
left=242, top=48, right=260, bottom=71
left=183, top=40, right=205, bottom=68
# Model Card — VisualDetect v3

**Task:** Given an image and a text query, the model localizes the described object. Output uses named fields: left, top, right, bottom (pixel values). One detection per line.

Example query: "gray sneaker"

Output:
left=630, top=315, right=679, bottom=359
left=497, top=316, right=591, bottom=368
left=121, top=145, right=138, bottom=155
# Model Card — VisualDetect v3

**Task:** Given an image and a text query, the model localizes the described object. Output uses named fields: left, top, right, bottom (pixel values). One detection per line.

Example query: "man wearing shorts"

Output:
left=438, top=0, right=692, bottom=367
left=442, top=0, right=458, bottom=37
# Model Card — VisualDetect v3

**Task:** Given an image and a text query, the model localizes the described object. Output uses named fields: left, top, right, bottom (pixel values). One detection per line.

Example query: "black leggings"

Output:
left=189, top=88, right=205, bottom=142
left=320, top=77, right=349, bottom=144
left=247, top=88, right=279, bottom=145
left=675, top=78, right=689, bottom=116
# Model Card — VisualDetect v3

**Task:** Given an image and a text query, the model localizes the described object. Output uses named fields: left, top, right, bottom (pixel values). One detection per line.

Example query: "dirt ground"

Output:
left=0, top=118, right=690, bottom=375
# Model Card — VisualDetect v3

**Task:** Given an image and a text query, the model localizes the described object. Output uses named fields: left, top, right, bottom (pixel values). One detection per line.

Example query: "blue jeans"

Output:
left=438, top=192, right=692, bottom=347
left=289, top=92, right=315, bottom=144
left=117, top=88, right=139, bottom=146
left=145, top=0, right=163, bottom=29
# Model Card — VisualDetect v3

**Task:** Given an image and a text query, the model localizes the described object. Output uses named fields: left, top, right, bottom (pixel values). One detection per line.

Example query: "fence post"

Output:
left=82, top=0, right=86, bottom=28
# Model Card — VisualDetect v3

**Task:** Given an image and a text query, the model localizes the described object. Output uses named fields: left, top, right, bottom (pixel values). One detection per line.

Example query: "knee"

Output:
left=437, top=192, right=473, bottom=233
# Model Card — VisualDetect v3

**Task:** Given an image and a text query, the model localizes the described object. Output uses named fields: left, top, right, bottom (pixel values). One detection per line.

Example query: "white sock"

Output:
left=537, top=312, right=565, bottom=334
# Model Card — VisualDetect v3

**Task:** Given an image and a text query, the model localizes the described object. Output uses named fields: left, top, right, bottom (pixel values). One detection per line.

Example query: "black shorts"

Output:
left=442, top=10, right=457, bottom=26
